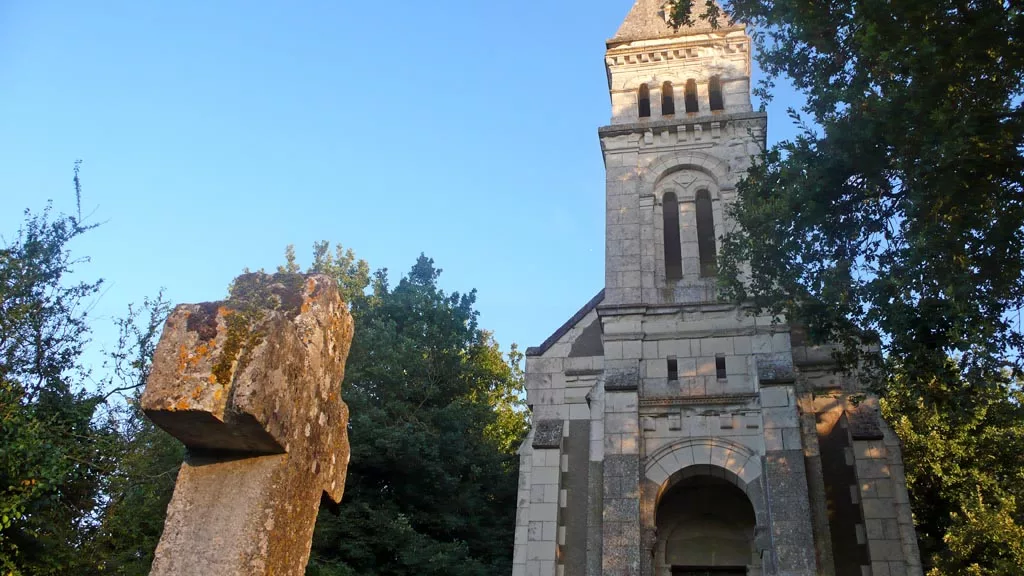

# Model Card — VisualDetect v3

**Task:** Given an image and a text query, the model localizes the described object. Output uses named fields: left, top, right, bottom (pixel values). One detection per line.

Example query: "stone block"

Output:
left=679, top=376, right=705, bottom=396
left=530, top=503, right=558, bottom=522
left=646, top=358, right=667, bottom=378
left=700, top=336, right=735, bottom=356
left=868, top=539, right=905, bottom=561
left=744, top=412, right=760, bottom=429
left=645, top=461, right=669, bottom=486
left=642, top=340, right=658, bottom=358
left=533, top=421, right=564, bottom=449
left=531, top=467, right=560, bottom=486
left=762, top=406, right=800, bottom=429
left=733, top=335, right=753, bottom=355
left=527, top=541, right=557, bottom=561
left=605, top=390, right=638, bottom=412
left=529, top=357, right=565, bottom=374
left=724, top=375, right=751, bottom=394
left=606, top=413, right=639, bottom=434
left=764, top=428, right=784, bottom=451
left=604, top=340, right=623, bottom=360
left=673, top=445, right=695, bottom=469
left=668, top=413, right=681, bottom=430
left=738, top=456, right=762, bottom=485
left=692, top=442, right=712, bottom=466
left=569, top=403, right=590, bottom=420
left=862, top=498, right=897, bottom=519
left=678, top=358, right=697, bottom=377
left=771, top=333, right=792, bottom=352
left=760, top=386, right=790, bottom=408
left=696, top=356, right=717, bottom=376
left=622, top=340, right=643, bottom=359
left=782, top=427, right=803, bottom=450
left=547, top=450, right=563, bottom=467
left=531, top=484, right=546, bottom=504
left=528, top=521, right=544, bottom=541
left=751, top=334, right=773, bottom=354
left=544, top=521, right=558, bottom=541
left=856, top=459, right=891, bottom=480
left=605, top=365, right=639, bottom=392
left=725, top=355, right=748, bottom=375
left=865, top=519, right=884, bottom=539
left=756, top=353, right=795, bottom=383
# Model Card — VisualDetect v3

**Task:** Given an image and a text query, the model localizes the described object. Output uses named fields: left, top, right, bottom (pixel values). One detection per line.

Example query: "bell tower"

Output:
left=513, top=3, right=923, bottom=576
left=601, top=0, right=762, bottom=307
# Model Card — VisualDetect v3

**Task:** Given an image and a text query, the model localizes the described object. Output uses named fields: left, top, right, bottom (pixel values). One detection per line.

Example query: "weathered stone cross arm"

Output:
left=140, top=272, right=354, bottom=575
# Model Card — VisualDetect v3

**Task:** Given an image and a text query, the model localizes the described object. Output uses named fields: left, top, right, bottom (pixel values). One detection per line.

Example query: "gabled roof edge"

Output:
left=526, top=289, right=606, bottom=357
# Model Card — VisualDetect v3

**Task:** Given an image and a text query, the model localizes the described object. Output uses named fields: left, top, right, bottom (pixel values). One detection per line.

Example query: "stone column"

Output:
left=601, top=360, right=641, bottom=576
left=760, top=383, right=819, bottom=575
left=848, top=401, right=924, bottom=576
left=527, top=420, right=565, bottom=576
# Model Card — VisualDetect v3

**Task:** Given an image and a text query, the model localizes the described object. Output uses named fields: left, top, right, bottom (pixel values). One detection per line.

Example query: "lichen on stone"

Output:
left=209, top=273, right=309, bottom=387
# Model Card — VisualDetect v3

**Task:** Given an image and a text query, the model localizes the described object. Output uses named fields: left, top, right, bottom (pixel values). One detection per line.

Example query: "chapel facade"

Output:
left=512, top=2, right=924, bottom=575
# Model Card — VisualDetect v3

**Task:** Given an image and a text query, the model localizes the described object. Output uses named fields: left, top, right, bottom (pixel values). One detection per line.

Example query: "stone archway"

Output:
left=656, top=471, right=759, bottom=575
left=641, top=439, right=769, bottom=576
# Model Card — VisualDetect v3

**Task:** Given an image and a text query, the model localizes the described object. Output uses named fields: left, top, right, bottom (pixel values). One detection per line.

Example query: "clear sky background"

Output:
left=0, top=0, right=802, bottom=377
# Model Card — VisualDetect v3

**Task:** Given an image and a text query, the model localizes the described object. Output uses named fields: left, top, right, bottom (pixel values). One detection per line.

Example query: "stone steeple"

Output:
left=611, top=0, right=731, bottom=43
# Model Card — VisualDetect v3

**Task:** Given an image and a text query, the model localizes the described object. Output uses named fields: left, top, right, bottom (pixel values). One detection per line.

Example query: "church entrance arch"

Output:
left=643, top=439, right=768, bottom=576
left=656, top=473, right=758, bottom=575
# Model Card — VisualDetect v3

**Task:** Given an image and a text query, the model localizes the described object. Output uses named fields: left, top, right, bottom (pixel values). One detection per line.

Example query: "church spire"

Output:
left=611, top=0, right=731, bottom=43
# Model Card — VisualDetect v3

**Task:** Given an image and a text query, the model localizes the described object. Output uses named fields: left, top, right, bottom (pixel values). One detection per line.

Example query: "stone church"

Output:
left=512, top=2, right=924, bottom=575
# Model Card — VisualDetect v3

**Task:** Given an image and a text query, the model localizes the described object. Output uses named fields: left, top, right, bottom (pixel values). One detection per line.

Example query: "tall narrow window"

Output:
left=684, top=79, right=699, bottom=113
left=709, top=75, right=725, bottom=112
left=663, top=192, right=682, bottom=280
left=695, top=189, right=717, bottom=277
left=638, top=84, right=651, bottom=118
left=716, top=356, right=727, bottom=379
left=661, top=81, right=675, bottom=115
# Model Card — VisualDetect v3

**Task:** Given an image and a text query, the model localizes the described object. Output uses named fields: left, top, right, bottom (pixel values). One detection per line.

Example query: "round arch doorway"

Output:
left=655, top=474, right=760, bottom=576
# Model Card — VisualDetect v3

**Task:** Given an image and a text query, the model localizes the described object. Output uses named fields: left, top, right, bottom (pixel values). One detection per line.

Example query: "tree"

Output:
left=290, top=247, right=526, bottom=576
left=668, top=1, right=1024, bottom=572
left=0, top=165, right=109, bottom=574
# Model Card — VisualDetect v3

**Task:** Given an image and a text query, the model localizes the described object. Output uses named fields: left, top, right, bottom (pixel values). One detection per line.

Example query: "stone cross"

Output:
left=140, top=273, right=354, bottom=575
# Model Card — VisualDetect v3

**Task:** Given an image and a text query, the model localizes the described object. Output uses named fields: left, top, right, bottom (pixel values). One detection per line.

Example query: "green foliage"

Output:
left=883, top=367, right=1024, bottom=574
left=670, top=0, right=1024, bottom=572
left=0, top=166, right=109, bottom=574
left=287, top=247, right=527, bottom=576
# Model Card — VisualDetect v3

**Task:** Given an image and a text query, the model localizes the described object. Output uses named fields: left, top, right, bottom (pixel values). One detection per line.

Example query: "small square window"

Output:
left=667, top=357, right=678, bottom=381
left=716, top=356, right=727, bottom=379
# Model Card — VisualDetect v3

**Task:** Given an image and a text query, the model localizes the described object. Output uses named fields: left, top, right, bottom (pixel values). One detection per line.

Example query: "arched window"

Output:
left=663, top=192, right=682, bottom=280
left=709, top=75, right=725, bottom=112
left=684, top=79, right=699, bottom=114
left=638, top=84, right=651, bottom=118
left=695, top=190, right=717, bottom=277
left=661, top=82, right=675, bottom=116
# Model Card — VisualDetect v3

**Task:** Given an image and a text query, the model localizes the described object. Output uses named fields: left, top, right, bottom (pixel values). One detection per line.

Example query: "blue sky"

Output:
left=0, top=0, right=801, bottom=376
